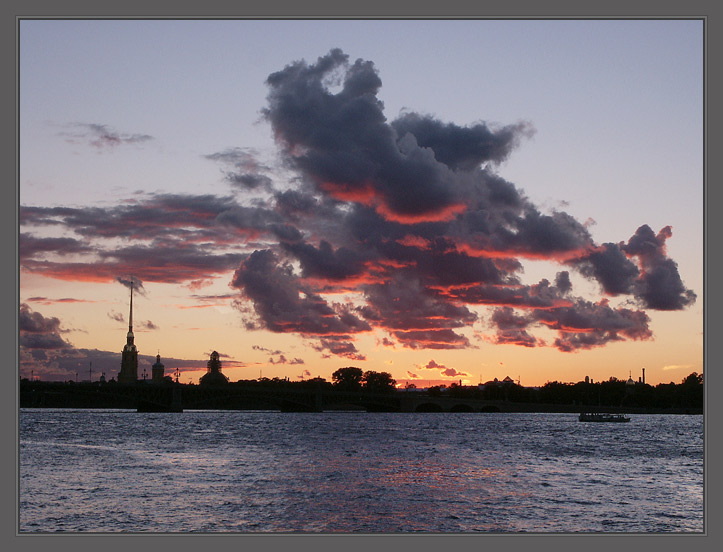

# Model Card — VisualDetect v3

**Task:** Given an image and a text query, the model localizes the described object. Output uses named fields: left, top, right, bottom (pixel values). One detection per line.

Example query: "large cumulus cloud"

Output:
left=21, top=49, right=697, bottom=361
left=230, top=49, right=695, bottom=354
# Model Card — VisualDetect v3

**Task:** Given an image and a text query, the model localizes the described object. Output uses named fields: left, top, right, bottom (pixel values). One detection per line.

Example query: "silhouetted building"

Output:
left=118, top=285, right=138, bottom=383
left=480, top=375, right=515, bottom=388
left=199, top=350, right=229, bottom=385
left=625, top=371, right=636, bottom=394
left=151, top=353, right=165, bottom=384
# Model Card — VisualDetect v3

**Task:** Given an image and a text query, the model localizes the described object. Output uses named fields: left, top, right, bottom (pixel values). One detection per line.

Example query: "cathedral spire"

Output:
left=129, top=283, right=133, bottom=332
left=119, top=281, right=139, bottom=383
left=126, top=283, right=135, bottom=347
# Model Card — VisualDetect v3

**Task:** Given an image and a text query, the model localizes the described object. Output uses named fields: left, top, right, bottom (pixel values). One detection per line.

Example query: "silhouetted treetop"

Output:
left=362, top=370, right=396, bottom=393
left=332, top=366, right=363, bottom=390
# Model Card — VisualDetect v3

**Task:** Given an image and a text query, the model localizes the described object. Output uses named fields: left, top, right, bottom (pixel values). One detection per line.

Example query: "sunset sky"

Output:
left=19, top=19, right=703, bottom=387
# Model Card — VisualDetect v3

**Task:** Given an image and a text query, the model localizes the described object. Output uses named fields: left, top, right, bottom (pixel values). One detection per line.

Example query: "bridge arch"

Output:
left=415, top=402, right=444, bottom=412
left=449, top=403, right=475, bottom=412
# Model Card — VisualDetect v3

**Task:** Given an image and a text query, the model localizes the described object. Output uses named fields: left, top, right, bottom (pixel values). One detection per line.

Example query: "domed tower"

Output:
left=625, top=370, right=636, bottom=395
left=118, top=285, right=138, bottom=383
left=199, top=350, right=229, bottom=385
left=151, top=353, right=165, bottom=384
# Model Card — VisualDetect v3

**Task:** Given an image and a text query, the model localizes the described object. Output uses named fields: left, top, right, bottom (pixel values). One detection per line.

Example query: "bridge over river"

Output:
left=20, top=381, right=518, bottom=413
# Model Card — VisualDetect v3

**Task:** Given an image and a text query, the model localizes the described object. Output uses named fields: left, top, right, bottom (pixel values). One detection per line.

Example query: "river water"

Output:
left=18, top=409, right=704, bottom=533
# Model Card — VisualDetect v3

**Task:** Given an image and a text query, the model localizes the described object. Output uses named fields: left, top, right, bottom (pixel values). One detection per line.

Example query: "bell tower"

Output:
left=118, top=285, right=138, bottom=383
left=151, top=353, right=165, bottom=383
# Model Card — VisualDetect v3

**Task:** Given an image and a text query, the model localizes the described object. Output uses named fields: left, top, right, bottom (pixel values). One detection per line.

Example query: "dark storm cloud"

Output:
left=261, top=47, right=595, bottom=263
left=374, top=235, right=505, bottom=287
left=19, top=303, right=65, bottom=335
left=503, top=210, right=592, bottom=256
left=390, top=112, right=535, bottom=170
left=484, top=297, right=652, bottom=352
left=238, top=46, right=687, bottom=358
left=534, top=299, right=652, bottom=352
left=533, top=299, right=651, bottom=337
left=60, top=123, right=153, bottom=149
left=273, top=189, right=320, bottom=218
left=21, top=49, right=697, bottom=361
left=570, top=225, right=696, bottom=310
left=554, top=271, right=572, bottom=294
left=359, top=277, right=476, bottom=350
left=281, top=239, right=368, bottom=281
left=494, top=329, right=540, bottom=348
left=491, top=307, right=533, bottom=330
left=574, top=242, right=640, bottom=295
left=551, top=332, right=622, bottom=352
left=634, top=259, right=697, bottom=310
left=19, top=332, right=72, bottom=350
left=490, top=307, right=540, bottom=348
left=263, top=48, right=465, bottom=221
left=19, top=304, right=72, bottom=374
left=230, top=249, right=371, bottom=336
left=621, top=225, right=697, bottom=310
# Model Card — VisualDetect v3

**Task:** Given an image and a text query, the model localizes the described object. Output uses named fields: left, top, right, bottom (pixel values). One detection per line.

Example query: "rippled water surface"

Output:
left=19, top=409, right=703, bottom=533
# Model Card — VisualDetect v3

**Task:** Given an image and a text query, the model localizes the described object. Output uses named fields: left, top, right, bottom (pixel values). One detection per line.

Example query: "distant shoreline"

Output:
left=19, top=405, right=702, bottom=415
left=19, top=379, right=703, bottom=415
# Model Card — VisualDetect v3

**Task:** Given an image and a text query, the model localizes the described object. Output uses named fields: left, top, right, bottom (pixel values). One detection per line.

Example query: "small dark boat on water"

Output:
left=579, top=412, right=630, bottom=423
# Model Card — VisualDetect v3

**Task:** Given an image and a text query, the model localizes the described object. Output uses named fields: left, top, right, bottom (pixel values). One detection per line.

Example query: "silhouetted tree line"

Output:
left=213, top=367, right=397, bottom=394
left=533, top=373, right=702, bottom=409
left=21, top=370, right=702, bottom=411
left=419, top=372, right=703, bottom=410
left=331, top=367, right=397, bottom=393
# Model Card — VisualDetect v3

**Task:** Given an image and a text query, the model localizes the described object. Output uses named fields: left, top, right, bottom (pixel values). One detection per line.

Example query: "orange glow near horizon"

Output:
left=18, top=268, right=702, bottom=389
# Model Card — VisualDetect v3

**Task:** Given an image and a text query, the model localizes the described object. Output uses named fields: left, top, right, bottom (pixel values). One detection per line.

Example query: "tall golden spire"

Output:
left=126, top=283, right=135, bottom=346
left=129, top=283, right=133, bottom=331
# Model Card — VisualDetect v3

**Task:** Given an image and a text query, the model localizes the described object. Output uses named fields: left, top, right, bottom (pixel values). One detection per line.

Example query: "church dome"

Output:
left=199, top=350, right=229, bottom=385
